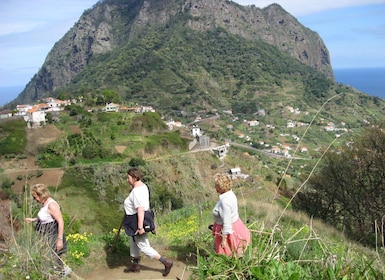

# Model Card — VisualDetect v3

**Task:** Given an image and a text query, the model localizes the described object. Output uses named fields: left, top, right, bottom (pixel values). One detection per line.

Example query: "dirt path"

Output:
left=74, top=258, right=192, bottom=280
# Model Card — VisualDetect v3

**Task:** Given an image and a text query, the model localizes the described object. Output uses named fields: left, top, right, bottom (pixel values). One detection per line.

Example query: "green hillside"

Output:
left=1, top=108, right=385, bottom=278
left=1, top=0, right=385, bottom=277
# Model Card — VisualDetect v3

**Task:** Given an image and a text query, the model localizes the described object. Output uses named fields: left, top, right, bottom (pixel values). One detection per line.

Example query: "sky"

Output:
left=0, top=0, right=385, bottom=106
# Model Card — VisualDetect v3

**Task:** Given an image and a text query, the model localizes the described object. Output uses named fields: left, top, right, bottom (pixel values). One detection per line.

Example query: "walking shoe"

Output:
left=62, top=266, right=72, bottom=278
left=123, top=263, right=140, bottom=273
left=162, top=259, right=173, bottom=276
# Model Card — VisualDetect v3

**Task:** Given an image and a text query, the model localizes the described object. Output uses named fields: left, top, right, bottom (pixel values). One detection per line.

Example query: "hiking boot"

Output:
left=162, top=259, right=173, bottom=276
left=123, top=263, right=140, bottom=273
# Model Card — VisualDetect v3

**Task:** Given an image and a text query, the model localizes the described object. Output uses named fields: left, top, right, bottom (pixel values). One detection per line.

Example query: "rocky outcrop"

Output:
left=184, top=2, right=331, bottom=76
left=16, top=0, right=333, bottom=104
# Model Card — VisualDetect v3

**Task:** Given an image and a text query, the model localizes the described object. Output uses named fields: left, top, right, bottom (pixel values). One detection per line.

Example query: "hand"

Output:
left=221, top=234, right=228, bottom=248
left=56, top=239, right=63, bottom=251
left=136, top=228, right=145, bottom=235
left=25, top=218, right=36, bottom=223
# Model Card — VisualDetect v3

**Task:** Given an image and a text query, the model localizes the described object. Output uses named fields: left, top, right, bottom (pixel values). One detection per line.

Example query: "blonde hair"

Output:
left=214, top=173, right=232, bottom=193
left=31, top=184, right=50, bottom=201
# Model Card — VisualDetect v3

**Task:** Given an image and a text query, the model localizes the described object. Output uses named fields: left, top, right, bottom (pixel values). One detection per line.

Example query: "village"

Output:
left=0, top=97, right=349, bottom=163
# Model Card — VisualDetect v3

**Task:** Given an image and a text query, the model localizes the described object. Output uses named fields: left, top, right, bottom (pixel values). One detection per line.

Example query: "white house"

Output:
left=141, top=106, right=155, bottom=113
left=191, top=125, right=202, bottom=137
left=229, top=167, right=249, bottom=179
left=25, top=104, right=47, bottom=127
left=43, top=97, right=70, bottom=110
left=300, top=147, right=308, bottom=153
left=103, top=102, right=120, bottom=112
left=0, top=110, right=12, bottom=119
left=247, top=120, right=259, bottom=127
left=16, top=104, right=33, bottom=116
left=230, top=167, right=241, bottom=176
left=271, top=146, right=281, bottom=154
left=287, top=120, right=295, bottom=128
left=166, top=120, right=185, bottom=130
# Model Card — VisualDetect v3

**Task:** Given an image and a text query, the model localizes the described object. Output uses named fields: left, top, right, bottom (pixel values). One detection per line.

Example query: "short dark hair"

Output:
left=127, top=167, right=143, bottom=181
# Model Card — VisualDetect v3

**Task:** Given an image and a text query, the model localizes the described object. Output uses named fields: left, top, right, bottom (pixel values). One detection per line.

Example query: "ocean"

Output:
left=334, top=67, right=385, bottom=99
left=0, top=85, right=23, bottom=107
left=0, top=68, right=384, bottom=107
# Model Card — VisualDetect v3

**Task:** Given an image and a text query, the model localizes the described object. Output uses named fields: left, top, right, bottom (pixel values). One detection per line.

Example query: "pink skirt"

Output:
left=213, top=218, right=251, bottom=256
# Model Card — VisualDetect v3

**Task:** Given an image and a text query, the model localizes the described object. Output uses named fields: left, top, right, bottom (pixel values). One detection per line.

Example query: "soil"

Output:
left=75, top=258, right=191, bottom=280
left=0, top=125, right=192, bottom=280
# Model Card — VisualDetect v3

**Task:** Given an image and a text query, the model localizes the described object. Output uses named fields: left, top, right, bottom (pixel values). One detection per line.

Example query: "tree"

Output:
left=102, top=89, right=121, bottom=104
left=293, top=125, right=385, bottom=246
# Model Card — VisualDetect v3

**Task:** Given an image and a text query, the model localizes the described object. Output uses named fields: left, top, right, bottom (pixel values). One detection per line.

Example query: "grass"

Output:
left=2, top=92, right=385, bottom=278
left=0, top=118, right=27, bottom=155
left=2, top=188, right=385, bottom=279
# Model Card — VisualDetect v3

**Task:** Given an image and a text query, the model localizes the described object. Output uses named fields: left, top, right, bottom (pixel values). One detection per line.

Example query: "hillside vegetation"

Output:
left=2, top=0, right=385, bottom=278
left=1, top=108, right=385, bottom=279
left=13, top=0, right=335, bottom=111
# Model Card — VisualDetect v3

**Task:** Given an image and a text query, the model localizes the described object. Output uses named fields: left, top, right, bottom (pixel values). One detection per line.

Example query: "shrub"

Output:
left=101, top=228, right=130, bottom=254
left=66, top=232, right=92, bottom=266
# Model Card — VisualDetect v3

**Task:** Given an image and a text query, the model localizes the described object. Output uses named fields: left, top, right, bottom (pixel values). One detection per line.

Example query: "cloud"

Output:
left=235, top=0, right=385, bottom=16
left=354, top=24, right=385, bottom=37
left=0, top=0, right=96, bottom=36
left=0, top=0, right=97, bottom=87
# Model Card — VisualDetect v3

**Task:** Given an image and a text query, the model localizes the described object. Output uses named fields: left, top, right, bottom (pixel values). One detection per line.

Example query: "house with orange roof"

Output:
left=24, top=103, right=48, bottom=127
left=271, top=146, right=281, bottom=154
left=43, top=97, right=70, bottom=110
left=15, top=104, right=33, bottom=116
left=129, top=107, right=142, bottom=113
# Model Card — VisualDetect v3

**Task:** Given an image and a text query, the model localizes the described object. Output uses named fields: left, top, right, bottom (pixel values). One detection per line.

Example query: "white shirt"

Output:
left=212, top=190, right=239, bottom=234
left=124, top=185, right=150, bottom=215
left=37, top=198, right=58, bottom=224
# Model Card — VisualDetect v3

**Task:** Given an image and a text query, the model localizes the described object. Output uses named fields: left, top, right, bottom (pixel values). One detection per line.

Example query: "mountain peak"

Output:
left=15, top=0, right=333, bottom=108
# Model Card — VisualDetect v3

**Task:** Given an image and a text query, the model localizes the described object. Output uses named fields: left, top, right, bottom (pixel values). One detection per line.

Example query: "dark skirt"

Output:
left=35, top=220, right=67, bottom=255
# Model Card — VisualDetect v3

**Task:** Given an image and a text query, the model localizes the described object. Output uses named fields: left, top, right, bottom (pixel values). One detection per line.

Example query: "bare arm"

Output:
left=48, top=201, right=64, bottom=251
left=136, top=206, right=145, bottom=235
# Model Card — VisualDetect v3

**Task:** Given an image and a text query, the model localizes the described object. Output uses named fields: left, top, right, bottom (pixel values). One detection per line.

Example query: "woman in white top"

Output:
left=211, top=173, right=251, bottom=256
left=123, top=167, right=173, bottom=276
left=25, top=184, right=71, bottom=278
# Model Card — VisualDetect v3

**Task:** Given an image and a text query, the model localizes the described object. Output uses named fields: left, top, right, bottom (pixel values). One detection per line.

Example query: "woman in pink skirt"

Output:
left=211, top=173, right=251, bottom=256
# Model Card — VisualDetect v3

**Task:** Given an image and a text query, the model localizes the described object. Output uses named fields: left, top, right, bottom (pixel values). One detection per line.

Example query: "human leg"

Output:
left=134, top=233, right=173, bottom=276
left=124, top=236, right=141, bottom=273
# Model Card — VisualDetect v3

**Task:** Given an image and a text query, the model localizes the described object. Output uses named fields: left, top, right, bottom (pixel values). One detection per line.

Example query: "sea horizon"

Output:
left=334, top=67, right=385, bottom=99
left=1, top=67, right=384, bottom=107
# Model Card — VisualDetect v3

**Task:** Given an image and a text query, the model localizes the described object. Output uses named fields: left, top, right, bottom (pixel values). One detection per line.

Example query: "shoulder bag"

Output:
left=123, top=210, right=156, bottom=236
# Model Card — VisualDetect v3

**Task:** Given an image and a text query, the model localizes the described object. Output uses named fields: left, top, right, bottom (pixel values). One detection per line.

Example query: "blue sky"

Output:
left=0, top=0, right=384, bottom=105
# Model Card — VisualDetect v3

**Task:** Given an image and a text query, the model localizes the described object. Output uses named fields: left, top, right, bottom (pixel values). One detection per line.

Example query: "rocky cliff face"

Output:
left=17, top=0, right=333, bottom=104
left=184, top=1, right=331, bottom=76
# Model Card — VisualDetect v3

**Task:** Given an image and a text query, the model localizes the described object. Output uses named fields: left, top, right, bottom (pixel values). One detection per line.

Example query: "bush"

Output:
left=66, top=232, right=92, bottom=266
